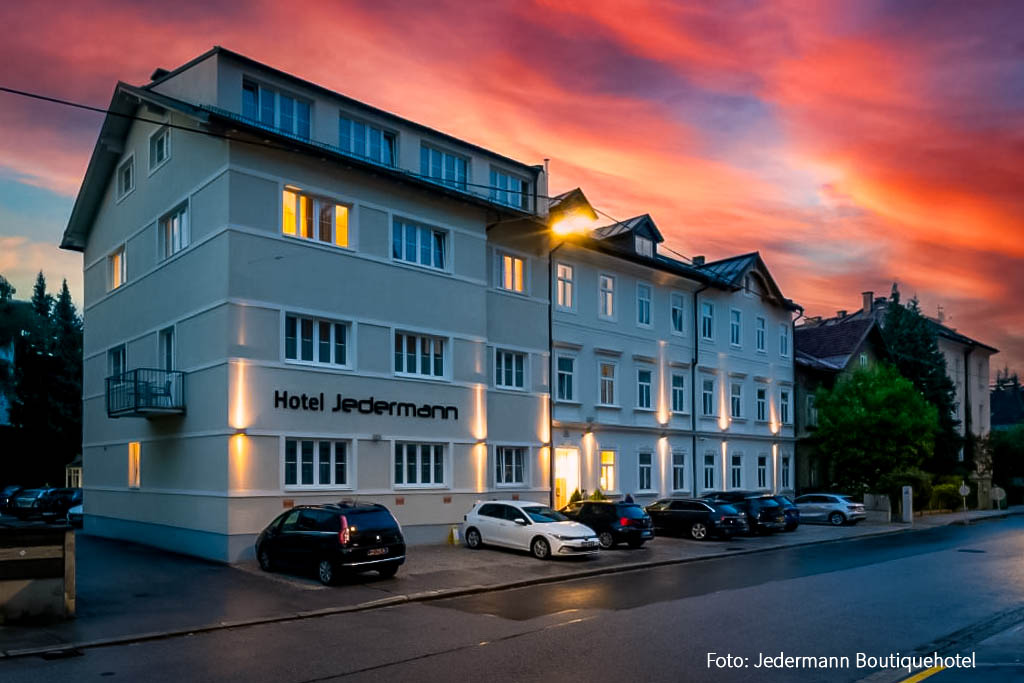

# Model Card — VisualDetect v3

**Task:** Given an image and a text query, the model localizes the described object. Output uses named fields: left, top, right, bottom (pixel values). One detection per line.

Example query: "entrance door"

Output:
left=554, top=447, right=580, bottom=509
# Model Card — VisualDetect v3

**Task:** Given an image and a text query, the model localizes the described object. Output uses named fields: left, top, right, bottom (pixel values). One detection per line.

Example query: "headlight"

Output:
left=554, top=534, right=581, bottom=541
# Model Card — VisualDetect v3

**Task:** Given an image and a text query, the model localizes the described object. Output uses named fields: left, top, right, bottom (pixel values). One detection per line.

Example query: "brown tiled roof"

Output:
left=795, top=318, right=875, bottom=368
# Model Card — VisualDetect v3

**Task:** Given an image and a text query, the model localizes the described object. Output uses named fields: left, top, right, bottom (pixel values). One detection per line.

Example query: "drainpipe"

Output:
left=547, top=241, right=567, bottom=507
left=963, top=345, right=973, bottom=463
left=691, top=284, right=710, bottom=496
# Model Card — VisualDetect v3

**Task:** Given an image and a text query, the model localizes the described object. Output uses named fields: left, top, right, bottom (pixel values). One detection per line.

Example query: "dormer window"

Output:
left=242, top=80, right=310, bottom=139
left=339, top=115, right=396, bottom=166
left=490, top=167, right=531, bottom=210
left=635, top=235, right=653, bottom=258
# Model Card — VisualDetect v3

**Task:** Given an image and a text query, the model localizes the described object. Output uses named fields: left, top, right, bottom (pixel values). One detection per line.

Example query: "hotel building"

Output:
left=61, top=48, right=799, bottom=562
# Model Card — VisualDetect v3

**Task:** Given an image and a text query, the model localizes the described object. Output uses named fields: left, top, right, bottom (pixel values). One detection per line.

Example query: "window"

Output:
left=159, top=328, right=174, bottom=371
left=807, top=394, right=817, bottom=426
left=394, top=332, right=445, bottom=378
left=703, top=452, right=716, bottom=489
left=128, top=442, right=140, bottom=488
left=117, top=156, right=134, bottom=199
left=701, top=301, right=714, bottom=340
left=282, top=189, right=349, bottom=248
left=496, top=446, right=526, bottom=485
left=556, top=356, right=575, bottom=401
left=672, top=451, right=686, bottom=491
left=394, top=442, right=445, bottom=486
left=284, top=439, right=350, bottom=488
left=339, top=116, right=396, bottom=166
left=756, top=317, right=766, bottom=352
left=671, top=373, right=686, bottom=413
left=149, top=126, right=170, bottom=171
left=242, top=80, right=310, bottom=138
left=702, top=378, right=715, bottom=416
left=635, top=235, right=653, bottom=257
left=599, top=275, right=615, bottom=319
left=637, top=368, right=652, bottom=409
left=757, top=455, right=768, bottom=488
left=393, top=218, right=446, bottom=270
left=555, top=263, right=573, bottom=308
left=109, top=246, right=126, bottom=290
left=159, top=204, right=189, bottom=259
left=730, top=454, right=743, bottom=488
left=780, top=389, right=791, bottom=424
left=285, top=315, right=349, bottom=366
left=671, top=293, right=685, bottom=334
left=495, top=349, right=526, bottom=389
left=490, top=168, right=531, bottom=209
left=637, top=283, right=652, bottom=326
left=730, top=309, right=742, bottom=346
left=599, top=450, right=616, bottom=491
left=730, top=382, right=743, bottom=418
left=420, top=144, right=468, bottom=190
left=978, top=360, right=985, bottom=389
left=780, top=323, right=790, bottom=357
left=781, top=455, right=791, bottom=489
left=499, top=253, right=526, bottom=293
left=108, top=344, right=127, bottom=378
left=638, top=452, right=653, bottom=491
left=756, top=386, right=767, bottom=421
left=599, top=362, right=616, bottom=406
left=860, top=353, right=868, bottom=368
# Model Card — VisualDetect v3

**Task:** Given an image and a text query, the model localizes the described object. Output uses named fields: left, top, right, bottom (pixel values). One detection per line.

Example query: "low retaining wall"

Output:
left=0, top=526, right=75, bottom=623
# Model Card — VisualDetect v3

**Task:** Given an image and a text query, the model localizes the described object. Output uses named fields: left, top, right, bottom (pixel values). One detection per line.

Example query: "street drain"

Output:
left=957, top=549, right=986, bottom=553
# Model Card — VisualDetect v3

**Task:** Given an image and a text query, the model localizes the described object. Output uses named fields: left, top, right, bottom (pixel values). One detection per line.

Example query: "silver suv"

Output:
left=794, top=494, right=866, bottom=526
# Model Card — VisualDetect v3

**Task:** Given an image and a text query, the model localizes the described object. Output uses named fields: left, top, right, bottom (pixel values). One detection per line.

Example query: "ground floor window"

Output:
left=672, top=451, right=686, bottom=491
left=781, top=455, right=791, bottom=489
left=731, top=454, right=743, bottom=488
left=703, top=452, right=716, bottom=489
left=599, top=450, right=616, bottom=492
left=496, top=446, right=526, bottom=485
left=285, top=439, right=349, bottom=488
left=638, top=451, right=653, bottom=491
left=395, top=442, right=445, bottom=487
left=757, top=454, right=768, bottom=488
left=128, top=442, right=140, bottom=488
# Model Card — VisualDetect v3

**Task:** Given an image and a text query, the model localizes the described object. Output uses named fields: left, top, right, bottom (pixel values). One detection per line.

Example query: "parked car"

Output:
left=794, top=493, right=866, bottom=526
left=560, top=500, right=654, bottom=549
left=40, top=488, right=81, bottom=520
left=463, top=500, right=600, bottom=559
left=254, top=502, right=406, bottom=585
left=773, top=495, right=800, bottom=531
left=701, top=492, right=787, bottom=534
left=11, top=488, right=51, bottom=519
left=645, top=498, right=748, bottom=540
left=67, top=504, right=83, bottom=529
left=0, top=485, right=23, bottom=512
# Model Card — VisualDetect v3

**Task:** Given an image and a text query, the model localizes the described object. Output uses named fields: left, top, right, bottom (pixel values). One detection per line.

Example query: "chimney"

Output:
left=837, top=310, right=847, bottom=318
left=862, top=291, right=873, bottom=314
left=692, top=255, right=705, bottom=266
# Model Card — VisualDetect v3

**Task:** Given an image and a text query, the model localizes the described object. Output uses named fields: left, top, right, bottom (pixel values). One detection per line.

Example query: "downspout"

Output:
left=789, top=304, right=805, bottom=492
left=963, top=345, right=973, bottom=463
left=547, top=240, right=566, bottom=507
left=691, top=284, right=710, bottom=496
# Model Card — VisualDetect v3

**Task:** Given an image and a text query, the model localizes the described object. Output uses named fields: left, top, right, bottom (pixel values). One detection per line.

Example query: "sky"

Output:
left=0, top=0, right=1021, bottom=374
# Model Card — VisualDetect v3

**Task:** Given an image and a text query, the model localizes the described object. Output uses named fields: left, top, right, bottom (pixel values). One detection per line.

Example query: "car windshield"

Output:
left=522, top=506, right=568, bottom=523
left=776, top=496, right=794, bottom=505
left=619, top=504, right=646, bottom=519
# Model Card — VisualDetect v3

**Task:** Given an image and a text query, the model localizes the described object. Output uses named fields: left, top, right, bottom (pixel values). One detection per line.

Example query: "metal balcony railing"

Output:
left=106, top=368, right=185, bottom=418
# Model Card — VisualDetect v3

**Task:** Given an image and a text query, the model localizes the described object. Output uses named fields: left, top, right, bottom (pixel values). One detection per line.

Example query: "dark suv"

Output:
left=701, top=492, right=787, bottom=535
left=560, top=501, right=654, bottom=549
left=40, top=488, right=82, bottom=520
left=255, top=503, right=405, bottom=585
left=645, top=498, right=748, bottom=540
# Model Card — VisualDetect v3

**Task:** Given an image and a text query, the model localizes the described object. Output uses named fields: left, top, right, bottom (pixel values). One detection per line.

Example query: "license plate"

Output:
left=641, top=531, right=653, bottom=537
left=583, top=541, right=599, bottom=548
left=367, top=547, right=389, bottom=557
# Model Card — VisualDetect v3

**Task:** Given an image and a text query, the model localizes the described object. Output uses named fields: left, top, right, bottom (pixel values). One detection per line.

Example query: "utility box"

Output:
left=0, top=526, right=76, bottom=623
left=901, top=486, right=913, bottom=523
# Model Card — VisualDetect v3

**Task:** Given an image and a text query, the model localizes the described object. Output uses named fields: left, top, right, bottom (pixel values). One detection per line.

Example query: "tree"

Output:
left=0, top=275, right=13, bottom=303
left=813, top=364, right=939, bottom=494
left=882, top=293, right=961, bottom=473
left=988, top=425, right=1024, bottom=504
left=30, top=271, right=52, bottom=320
left=49, top=280, right=83, bottom=469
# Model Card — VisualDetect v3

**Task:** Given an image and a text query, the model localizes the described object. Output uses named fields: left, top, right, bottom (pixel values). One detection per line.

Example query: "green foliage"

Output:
left=877, top=467, right=933, bottom=512
left=813, top=364, right=938, bottom=494
left=930, top=483, right=962, bottom=510
left=567, top=488, right=583, bottom=505
left=989, top=425, right=1024, bottom=503
left=589, top=488, right=608, bottom=501
left=0, top=275, right=13, bottom=303
left=30, top=271, right=52, bottom=319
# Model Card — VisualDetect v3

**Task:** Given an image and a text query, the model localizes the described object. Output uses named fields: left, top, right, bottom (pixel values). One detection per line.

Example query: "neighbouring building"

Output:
left=991, top=373, right=1024, bottom=432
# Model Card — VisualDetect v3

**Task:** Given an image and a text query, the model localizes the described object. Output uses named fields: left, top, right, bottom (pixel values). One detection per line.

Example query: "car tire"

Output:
left=598, top=531, right=615, bottom=549
left=531, top=537, right=551, bottom=560
left=257, top=546, right=274, bottom=572
left=828, top=512, right=845, bottom=526
left=377, top=563, right=399, bottom=578
left=465, top=527, right=483, bottom=549
left=318, top=558, right=337, bottom=586
left=690, top=522, right=708, bottom=541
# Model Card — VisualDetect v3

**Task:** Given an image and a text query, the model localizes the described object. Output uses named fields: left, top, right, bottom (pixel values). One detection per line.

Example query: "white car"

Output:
left=462, top=500, right=600, bottom=559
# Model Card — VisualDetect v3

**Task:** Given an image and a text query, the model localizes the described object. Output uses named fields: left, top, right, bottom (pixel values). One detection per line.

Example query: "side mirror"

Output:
left=514, top=518, right=528, bottom=526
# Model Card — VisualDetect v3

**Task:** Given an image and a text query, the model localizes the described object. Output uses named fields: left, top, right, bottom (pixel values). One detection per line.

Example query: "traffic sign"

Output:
left=959, top=483, right=970, bottom=497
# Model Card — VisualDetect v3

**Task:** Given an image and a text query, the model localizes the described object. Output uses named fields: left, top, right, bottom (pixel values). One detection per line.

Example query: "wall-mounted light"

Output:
left=234, top=428, right=247, bottom=436
left=475, top=438, right=487, bottom=446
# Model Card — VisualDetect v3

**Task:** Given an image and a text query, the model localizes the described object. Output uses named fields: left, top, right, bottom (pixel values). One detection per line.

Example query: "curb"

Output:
left=3, top=511, right=1019, bottom=660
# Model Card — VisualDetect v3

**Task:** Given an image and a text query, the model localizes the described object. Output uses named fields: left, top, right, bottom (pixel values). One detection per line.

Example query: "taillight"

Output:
left=339, top=515, right=350, bottom=546
left=719, top=515, right=726, bottom=522
left=619, top=517, right=629, bottom=527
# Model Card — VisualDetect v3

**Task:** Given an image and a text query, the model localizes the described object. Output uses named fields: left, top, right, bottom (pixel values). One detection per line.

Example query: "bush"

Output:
left=876, top=467, right=933, bottom=513
left=589, top=488, right=607, bottom=501
left=930, top=483, right=961, bottom=510
left=567, top=488, right=583, bottom=506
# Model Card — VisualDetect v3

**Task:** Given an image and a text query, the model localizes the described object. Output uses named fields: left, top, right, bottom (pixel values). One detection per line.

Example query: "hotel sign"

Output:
left=273, top=390, right=459, bottom=420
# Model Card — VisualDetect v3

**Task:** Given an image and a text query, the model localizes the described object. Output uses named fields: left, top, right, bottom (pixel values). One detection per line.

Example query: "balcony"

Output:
left=106, top=369, right=186, bottom=418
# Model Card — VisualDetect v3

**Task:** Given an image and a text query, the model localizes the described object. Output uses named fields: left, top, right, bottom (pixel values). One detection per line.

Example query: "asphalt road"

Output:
left=2, top=517, right=1022, bottom=683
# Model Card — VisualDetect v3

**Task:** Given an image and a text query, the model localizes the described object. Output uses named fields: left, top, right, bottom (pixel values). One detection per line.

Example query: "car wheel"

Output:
left=377, top=563, right=399, bottom=578
left=690, top=522, right=708, bottom=540
left=465, top=527, right=483, bottom=549
left=257, top=546, right=274, bottom=572
left=828, top=512, right=845, bottom=526
left=598, top=531, right=615, bottom=549
left=318, top=558, right=337, bottom=586
left=531, top=537, right=551, bottom=560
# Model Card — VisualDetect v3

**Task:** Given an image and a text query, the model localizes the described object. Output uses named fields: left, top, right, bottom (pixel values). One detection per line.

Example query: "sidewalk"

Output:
left=1, top=505, right=1020, bottom=658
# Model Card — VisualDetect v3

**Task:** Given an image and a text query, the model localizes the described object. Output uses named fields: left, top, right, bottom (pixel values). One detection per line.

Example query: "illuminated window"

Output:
left=730, top=309, right=742, bottom=347
left=282, top=189, right=349, bottom=248
left=117, top=156, right=134, bottom=199
left=108, top=246, right=126, bottom=291
left=730, top=453, right=743, bottom=488
left=779, top=323, right=790, bottom=357
left=499, top=253, right=525, bottom=293
left=393, top=218, right=446, bottom=269
left=638, top=452, right=653, bottom=491
left=394, top=331, right=446, bottom=379
left=243, top=80, right=310, bottom=138
left=149, top=126, right=170, bottom=171
left=159, top=204, right=189, bottom=260
left=284, top=439, right=350, bottom=488
left=394, top=442, right=445, bottom=486
left=701, top=301, right=714, bottom=340
left=703, top=452, right=716, bottom=489
left=702, top=378, right=715, bottom=416
left=556, top=356, right=575, bottom=401
left=496, top=446, right=526, bottom=485
left=555, top=263, right=573, bottom=308
left=637, top=283, right=652, bottom=326
left=128, top=442, right=140, bottom=489
left=756, top=386, right=767, bottom=421
left=285, top=315, right=349, bottom=366
left=671, top=293, right=685, bottom=334
left=780, top=389, right=791, bottom=424
left=599, top=274, right=615, bottom=319
left=339, top=115, right=396, bottom=166
left=672, top=451, right=687, bottom=491
left=730, top=382, right=743, bottom=418
left=637, top=368, right=652, bottom=409
left=490, top=167, right=531, bottom=210
left=495, top=349, right=525, bottom=389
left=599, top=362, right=616, bottom=405
left=756, top=317, right=766, bottom=352
left=757, top=455, right=768, bottom=488
left=671, top=373, right=686, bottom=413
left=635, top=235, right=653, bottom=257
left=599, top=450, right=616, bottom=491
left=420, top=144, right=467, bottom=190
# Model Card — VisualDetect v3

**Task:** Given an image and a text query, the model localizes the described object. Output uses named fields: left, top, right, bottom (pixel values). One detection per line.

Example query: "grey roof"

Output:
left=795, top=318, right=885, bottom=371
left=591, top=214, right=663, bottom=242
left=698, top=252, right=759, bottom=286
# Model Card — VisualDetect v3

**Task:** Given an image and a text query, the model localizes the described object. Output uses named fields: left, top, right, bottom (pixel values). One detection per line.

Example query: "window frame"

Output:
left=338, top=114, right=397, bottom=166
left=670, top=292, right=685, bottom=336
left=392, top=217, right=448, bottom=271
left=730, top=381, right=743, bottom=419
left=116, top=154, right=135, bottom=201
left=781, top=455, right=791, bottom=489
left=701, top=301, right=714, bottom=341
left=284, top=314, right=352, bottom=368
left=730, top=453, right=743, bottom=489
left=701, top=376, right=716, bottom=416
left=243, top=79, right=311, bottom=139
left=283, top=438, right=353, bottom=490
left=489, top=166, right=532, bottom=210
left=393, top=441, right=447, bottom=489
left=158, top=203, right=190, bottom=260
left=637, top=450, right=654, bottom=492
left=671, top=372, right=687, bottom=414
left=636, top=282, right=653, bottom=328
left=497, top=251, right=527, bottom=294
left=108, top=344, right=127, bottom=378
left=495, top=445, right=528, bottom=487
left=420, top=143, right=469, bottom=191
left=636, top=367, right=654, bottom=410
left=598, top=273, right=616, bottom=320
left=730, top=308, right=742, bottom=348
left=394, top=330, right=448, bottom=380
left=598, top=360, right=618, bottom=407
left=756, top=385, right=768, bottom=422
left=779, top=323, right=791, bottom=358
left=494, top=348, right=527, bottom=390
left=148, top=126, right=171, bottom=174
left=158, top=327, right=175, bottom=371
left=634, top=235, right=653, bottom=258
left=282, top=187, right=352, bottom=250
left=702, top=452, right=716, bottom=490
left=555, top=353, right=577, bottom=403
left=780, top=388, right=792, bottom=424
left=599, top=449, right=617, bottom=493
left=671, top=450, right=687, bottom=492
left=108, top=245, right=126, bottom=291
left=555, top=262, right=574, bottom=310
left=128, top=442, right=141, bottom=489
left=757, top=454, right=768, bottom=489
left=755, top=316, right=766, bottom=353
